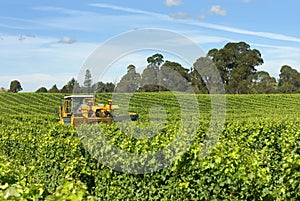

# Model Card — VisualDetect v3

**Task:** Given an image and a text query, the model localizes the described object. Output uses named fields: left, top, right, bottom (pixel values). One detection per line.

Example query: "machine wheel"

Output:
left=95, top=109, right=101, bottom=117
left=104, top=111, right=113, bottom=117
left=130, top=114, right=139, bottom=121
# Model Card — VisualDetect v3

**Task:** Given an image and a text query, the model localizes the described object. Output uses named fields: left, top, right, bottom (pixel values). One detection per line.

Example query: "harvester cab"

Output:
left=59, top=95, right=138, bottom=127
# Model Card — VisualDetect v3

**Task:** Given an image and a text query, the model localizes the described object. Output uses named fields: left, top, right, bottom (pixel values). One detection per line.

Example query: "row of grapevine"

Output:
left=0, top=92, right=299, bottom=119
left=0, top=93, right=300, bottom=200
left=0, top=93, right=63, bottom=115
left=1, top=115, right=300, bottom=200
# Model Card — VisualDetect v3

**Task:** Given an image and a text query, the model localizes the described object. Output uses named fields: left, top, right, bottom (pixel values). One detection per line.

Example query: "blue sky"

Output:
left=1, top=0, right=300, bottom=91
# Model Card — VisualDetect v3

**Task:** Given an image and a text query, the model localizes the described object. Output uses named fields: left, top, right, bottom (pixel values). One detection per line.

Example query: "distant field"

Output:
left=0, top=92, right=300, bottom=200
left=0, top=92, right=299, bottom=119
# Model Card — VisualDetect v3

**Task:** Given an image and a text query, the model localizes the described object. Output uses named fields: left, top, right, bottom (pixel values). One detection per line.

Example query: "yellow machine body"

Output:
left=59, top=95, right=138, bottom=127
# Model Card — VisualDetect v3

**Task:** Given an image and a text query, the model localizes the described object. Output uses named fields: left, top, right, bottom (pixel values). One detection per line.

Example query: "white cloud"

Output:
left=90, top=3, right=166, bottom=18
left=165, top=0, right=182, bottom=7
left=260, top=59, right=300, bottom=79
left=189, top=35, right=229, bottom=44
left=0, top=16, right=45, bottom=30
left=90, top=4, right=300, bottom=43
left=209, top=5, right=227, bottom=16
left=0, top=33, right=98, bottom=91
left=183, top=20, right=300, bottom=43
left=2, top=3, right=300, bottom=89
left=58, top=36, right=76, bottom=44
left=169, top=12, right=190, bottom=19
left=0, top=34, right=96, bottom=62
left=2, top=6, right=156, bottom=33
left=252, top=43, right=300, bottom=56
left=1, top=3, right=299, bottom=48
left=33, top=6, right=94, bottom=16
left=249, top=43, right=300, bottom=78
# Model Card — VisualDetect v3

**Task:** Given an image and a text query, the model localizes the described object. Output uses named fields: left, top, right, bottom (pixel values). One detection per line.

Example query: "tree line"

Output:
left=3, top=41, right=300, bottom=94
left=2, top=72, right=115, bottom=94
left=115, top=41, right=300, bottom=94
left=35, top=75, right=116, bottom=94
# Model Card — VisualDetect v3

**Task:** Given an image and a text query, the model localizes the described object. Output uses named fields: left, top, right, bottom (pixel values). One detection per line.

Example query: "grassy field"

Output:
left=0, top=92, right=300, bottom=200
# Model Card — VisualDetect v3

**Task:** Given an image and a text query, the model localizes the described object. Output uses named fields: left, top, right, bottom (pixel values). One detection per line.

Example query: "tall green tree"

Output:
left=92, top=81, right=115, bottom=93
left=9, top=80, right=23, bottom=93
left=48, top=84, right=60, bottom=93
left=160, top=61, right=190, bottom=91
left=60, top=85, right=69, bottom=93
left=66, top=78, right=77, bottom=93
left=116, top=65, right=141, bottom=92
left=189, top=67, right=208, bottom=93
left=191, top=56, right=223, bottom=93
left=72, top=80, right=81, bottom=94
left=92, top=81, right=106, bottom=93
left=250, top=71, right=277, bottom=94
left=104, top=82, right=115, bottom=92
left=140, top=68, right=159, bottom=92
left=83, top=69, right=92, bottom=93
left=35, top=87, right=48, bottom=93
left=278, top=65, right=300, bottom=93
left=140, top=53, right=164, bottom=92
left=147, top=53, right=164, bottom=70
left=208, top=42, right=264, bottom=94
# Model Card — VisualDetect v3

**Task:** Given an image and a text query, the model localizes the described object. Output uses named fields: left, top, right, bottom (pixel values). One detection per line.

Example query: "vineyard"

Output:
left=0, top=92, right=300, bottom=200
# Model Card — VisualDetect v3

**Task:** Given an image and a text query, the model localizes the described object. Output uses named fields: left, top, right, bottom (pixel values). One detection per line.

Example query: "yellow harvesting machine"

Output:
left=58, top=95, right=138, bottom=127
